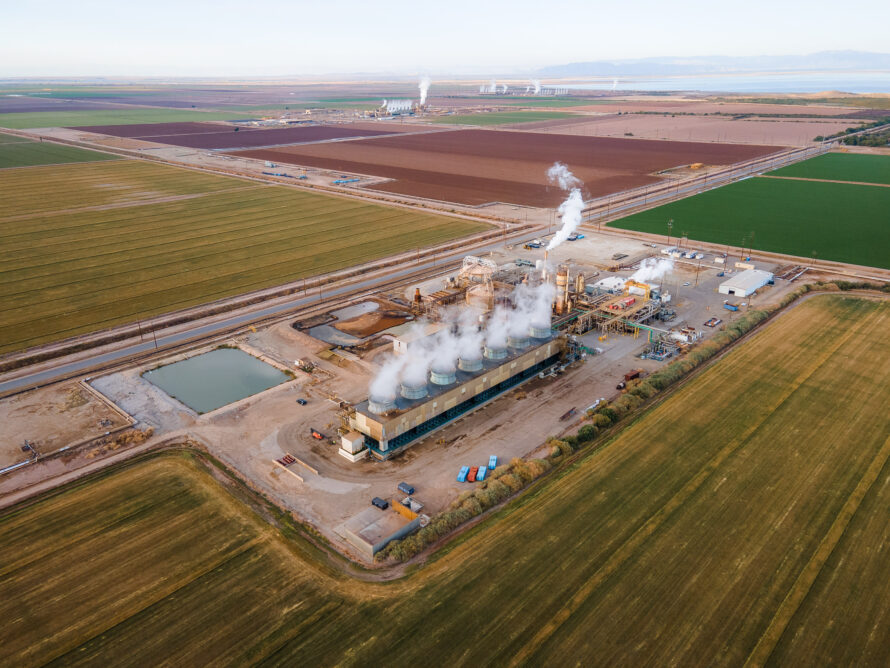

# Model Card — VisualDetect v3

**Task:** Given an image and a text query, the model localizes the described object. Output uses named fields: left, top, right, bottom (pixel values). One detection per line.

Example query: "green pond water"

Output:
left=142, top=348, right=290, bottom=413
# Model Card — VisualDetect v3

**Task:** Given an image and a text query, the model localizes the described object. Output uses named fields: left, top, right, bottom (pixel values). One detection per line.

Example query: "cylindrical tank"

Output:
left=400, top=382, right=428, bottom=400
left=483, top=345, right=507, bottom=360
left=575, top=272, right=585, bottom=295
left=529, top=323, right=551, bottom=339
left=368, top=395, right=397, bottom=415
left=507, top=335, right=530, bottom=349
left=430, top=366, right=457, bottom=385
left=555, top=266, right=569, bottom=315
left=458, top=356, right=483, bottom=372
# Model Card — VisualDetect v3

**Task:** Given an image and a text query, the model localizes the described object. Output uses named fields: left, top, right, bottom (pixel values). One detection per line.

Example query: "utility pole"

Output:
left=667, top=218, right=673, bottom=244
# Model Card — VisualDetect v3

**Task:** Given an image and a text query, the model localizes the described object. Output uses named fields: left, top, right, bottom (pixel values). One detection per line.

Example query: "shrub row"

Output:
left=377, top=280, right=887, bottom=564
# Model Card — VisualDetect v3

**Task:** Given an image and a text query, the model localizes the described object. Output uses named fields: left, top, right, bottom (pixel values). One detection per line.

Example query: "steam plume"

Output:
left=419, top=76, right=431, bottom=105
left=630, top=258, right=674, bottom=283
left=369, top=282, right=554, bottom=401
left=546, top=162, right=584, bottom=251
left=547, top=162, right=581, bottom=190
left=532, top=80, right=541, bottom=95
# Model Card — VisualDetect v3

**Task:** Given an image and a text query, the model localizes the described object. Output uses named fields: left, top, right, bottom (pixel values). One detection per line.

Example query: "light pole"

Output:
left=667, top=218, right=673, bottom=244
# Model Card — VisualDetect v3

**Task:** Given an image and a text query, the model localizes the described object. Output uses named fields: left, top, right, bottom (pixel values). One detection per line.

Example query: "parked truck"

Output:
left=616, top=369, right=643, bottom=390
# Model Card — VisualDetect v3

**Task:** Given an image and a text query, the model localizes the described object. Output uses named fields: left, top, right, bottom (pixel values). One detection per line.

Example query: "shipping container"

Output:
left=488, top=455, right=498, bottom=470
left=724, top=303, right=739, bottom=311
left=397, top=482, right=415, bottom=495
left=476, top=467, right=487, bottom=481
left=468, top=466, right=478, bottom=482
left=457, top=466, right=470, bottom=483
left=371, top=497, right=389, bottom=510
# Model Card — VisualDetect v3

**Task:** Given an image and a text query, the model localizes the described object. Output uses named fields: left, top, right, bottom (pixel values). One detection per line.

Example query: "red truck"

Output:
left=616, top=369, right=643, bottom=390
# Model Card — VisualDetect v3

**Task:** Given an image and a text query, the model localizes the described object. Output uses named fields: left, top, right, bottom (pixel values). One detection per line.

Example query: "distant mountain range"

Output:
left=538, top=51, right=890, bottom=77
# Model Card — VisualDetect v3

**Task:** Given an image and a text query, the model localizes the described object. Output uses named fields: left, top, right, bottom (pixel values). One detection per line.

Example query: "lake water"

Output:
left=568, top=71, right=890, bottom=94
left=143, top=347, right=290, bottom=414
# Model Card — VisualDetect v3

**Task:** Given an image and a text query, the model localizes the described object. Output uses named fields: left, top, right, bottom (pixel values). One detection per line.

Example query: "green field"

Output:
left=769, top=151, right=890, bottom=185
left=0, top=133, right=119, bottom=168
left=431, top=110, right=574, bottom=125
left=610, top=176, right=890, bottom=269
left=502, top=98, right=599, bottom=108
left=1, top=295, right=888, bottom=665
left=0, top=161, right=488, bottom=353
left=0, top=108, right=245, bottom=129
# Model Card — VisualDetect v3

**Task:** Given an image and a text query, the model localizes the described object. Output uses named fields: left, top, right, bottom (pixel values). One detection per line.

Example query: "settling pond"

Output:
left=142, top=348, right=290, bottom=414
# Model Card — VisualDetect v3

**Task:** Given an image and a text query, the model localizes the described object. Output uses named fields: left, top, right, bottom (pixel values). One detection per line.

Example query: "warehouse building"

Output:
left=718, top=269, right=774, bottom=298
left=349, top=335, right=563, bottom=460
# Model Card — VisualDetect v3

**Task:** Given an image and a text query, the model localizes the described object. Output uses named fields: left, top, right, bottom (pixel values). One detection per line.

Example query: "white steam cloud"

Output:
left=546, top=162, right=584, bottom=251
left=385, top=99, right=414, bottom=113
left=546, top=162, right=581, bottom=190
left=419, top=76, right=431, bottom=106
left=369, top=282, right=554, bottom=401
left=630, top=258, right=674, bottom=283
left=532, top=79, right=541, bottom=95
left=611, top=78, right=619, bottom=91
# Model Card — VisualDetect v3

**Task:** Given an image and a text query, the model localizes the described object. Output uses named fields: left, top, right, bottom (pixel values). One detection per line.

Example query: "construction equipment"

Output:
left=310, top=428, right=325, bottom=440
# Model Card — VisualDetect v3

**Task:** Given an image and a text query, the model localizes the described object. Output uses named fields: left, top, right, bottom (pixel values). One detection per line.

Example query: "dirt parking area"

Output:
left=0, top=381, right=130, bottom=468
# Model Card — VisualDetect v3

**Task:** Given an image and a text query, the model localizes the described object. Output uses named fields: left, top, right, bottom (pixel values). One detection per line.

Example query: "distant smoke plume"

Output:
left=369, top=282, right=554, bottom=401
left=532, top=80, right=541, bottom=95
left=611, top=78, right=619, bottom=91
left=419, top=76, right=431, bottom=105
left=501, top=84, right=508, bottom=94
left=386, top=99, right=414, bottom=113
left=380, top=99, right=387, bottom=108
left=630, top=258, right=674, bottom=283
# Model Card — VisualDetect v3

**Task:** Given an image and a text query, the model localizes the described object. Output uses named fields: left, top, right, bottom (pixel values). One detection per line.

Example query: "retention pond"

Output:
left=142, top=347, right=290, bottom=414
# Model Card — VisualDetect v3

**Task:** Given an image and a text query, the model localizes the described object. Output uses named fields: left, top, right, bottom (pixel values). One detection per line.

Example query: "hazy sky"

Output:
left=3, top=0, right=888, bottom=77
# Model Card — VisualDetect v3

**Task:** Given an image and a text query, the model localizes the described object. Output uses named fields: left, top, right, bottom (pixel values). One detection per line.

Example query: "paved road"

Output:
left=0, top=232, right=540, bottom=396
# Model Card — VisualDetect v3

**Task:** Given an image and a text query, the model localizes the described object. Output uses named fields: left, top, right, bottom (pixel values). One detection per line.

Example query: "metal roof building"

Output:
left=718, top=269, right=774, bottom=298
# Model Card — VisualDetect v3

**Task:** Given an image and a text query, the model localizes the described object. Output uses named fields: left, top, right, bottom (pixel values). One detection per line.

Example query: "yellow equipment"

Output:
left=624, top=280, right=652, bottom=300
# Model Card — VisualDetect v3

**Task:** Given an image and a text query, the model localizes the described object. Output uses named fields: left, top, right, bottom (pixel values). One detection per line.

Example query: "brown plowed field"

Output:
left=70, top=122, right=236, bottom=138
left=71, top=123, right=400, bottom=149
left=234, top=129, right=780, bottom=206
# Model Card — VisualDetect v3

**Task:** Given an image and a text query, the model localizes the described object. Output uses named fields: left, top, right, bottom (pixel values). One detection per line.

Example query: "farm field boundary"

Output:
left=0, top=108, right=246, bottom=129
left=0, top=132, right=119, bottom=168
left=0, top=160, right=490, bottom=353
left=1, top=295, right=887, bottom=664
left=608, top=175, right=890, bottom=269
left=768, top=151, right=890, bottom=185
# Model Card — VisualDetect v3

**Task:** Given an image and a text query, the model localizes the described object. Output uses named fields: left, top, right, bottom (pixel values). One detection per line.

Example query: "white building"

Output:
left=718, top=269, right=773, bottom=297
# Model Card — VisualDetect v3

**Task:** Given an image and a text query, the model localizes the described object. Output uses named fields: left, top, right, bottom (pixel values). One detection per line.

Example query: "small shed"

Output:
left=718, top=269, right=773, bottom=297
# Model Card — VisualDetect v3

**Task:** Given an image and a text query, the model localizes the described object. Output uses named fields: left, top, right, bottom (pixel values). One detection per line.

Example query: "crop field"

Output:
left=236, top=130, right=778, bottom=206
left=431, top=111, right=575, bottom=125
left=609, top=175, right=890, bottom=268
left=0, top=133, right=119, bottom=168
left=769, top=151, right=890, bottom=185
left=2, top=295, right=887, bottom=665
left=0, top=160, right=488, bottom=353
left=72, top=122, right=398, bottom=149
left=0, top=109, right=244, bottom=129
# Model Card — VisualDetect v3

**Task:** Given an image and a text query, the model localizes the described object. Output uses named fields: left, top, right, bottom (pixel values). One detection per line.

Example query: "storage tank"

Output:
left=458, top=356, right=483, bottom=372
left=555, top=266, right=569, bottom=315
left=529, top=323, right=551, bottom=339
left=507, top=334, right=530, bottom=349
left=430, top=365, right=457, bottom=386
left=575, top=272, right=585, bottom=295
left=368, top=394, right=397, bottom=415
left=400, top=381, right=428, bottom=400
left=483, top=345, right=507, bottom=360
